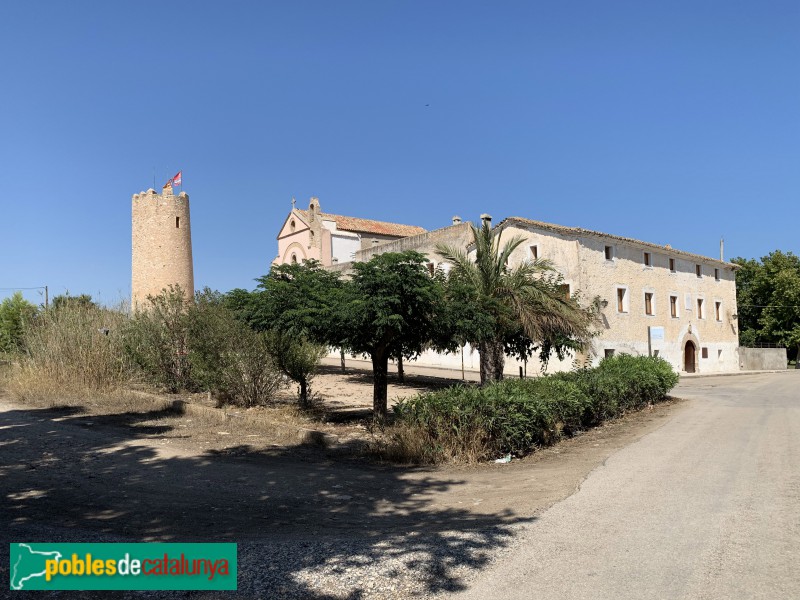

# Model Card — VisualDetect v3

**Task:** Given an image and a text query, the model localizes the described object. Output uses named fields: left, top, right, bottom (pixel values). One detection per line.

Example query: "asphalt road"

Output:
left=453, top=371, right=800, bottom=600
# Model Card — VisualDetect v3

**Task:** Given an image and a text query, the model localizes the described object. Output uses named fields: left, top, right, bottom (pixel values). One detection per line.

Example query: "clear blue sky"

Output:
left=1, top=1, right=798, bottom=306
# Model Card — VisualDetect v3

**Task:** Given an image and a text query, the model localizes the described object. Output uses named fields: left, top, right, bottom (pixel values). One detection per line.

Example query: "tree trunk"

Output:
left=796, top=344, right=800, bottom=369
left=478, top=339, right=505, bottom=385
left=372, top=351, right=389, bottom=421
left=340, top=348, right=346, bottom=373
left=397, top=351, right=405, bottom=383
left=299, top=378, right=309, bottom=409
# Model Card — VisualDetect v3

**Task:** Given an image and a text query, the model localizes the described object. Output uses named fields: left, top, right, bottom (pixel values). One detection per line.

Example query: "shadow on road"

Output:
left=0, top=402, right=531, bottom=598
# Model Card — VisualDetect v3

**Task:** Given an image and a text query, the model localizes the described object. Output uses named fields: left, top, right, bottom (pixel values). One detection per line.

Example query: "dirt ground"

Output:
left=0, top=363, right=687, bottom=598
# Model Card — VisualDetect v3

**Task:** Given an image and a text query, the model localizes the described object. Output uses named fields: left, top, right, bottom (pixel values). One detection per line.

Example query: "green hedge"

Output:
left=391, top=355, right=679, bottom=463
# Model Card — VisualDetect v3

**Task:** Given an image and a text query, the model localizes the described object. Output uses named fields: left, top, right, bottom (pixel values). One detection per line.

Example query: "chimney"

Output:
left=480, top=213, right=492, bottom=227
left=452, top=215, right=462, bottom=225
left=720, top=237, right=724, bottom=261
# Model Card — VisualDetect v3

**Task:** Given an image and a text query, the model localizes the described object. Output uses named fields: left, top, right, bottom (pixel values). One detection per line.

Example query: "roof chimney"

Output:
left=480, top=213, right=492, bottom=227
left=452, top=215, right=462, bottom=225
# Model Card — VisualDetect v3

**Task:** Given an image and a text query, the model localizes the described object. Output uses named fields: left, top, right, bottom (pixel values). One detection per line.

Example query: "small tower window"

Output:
left=290, top=220, right=296, bottom=232
left=176, top=217, right=180, bottom=228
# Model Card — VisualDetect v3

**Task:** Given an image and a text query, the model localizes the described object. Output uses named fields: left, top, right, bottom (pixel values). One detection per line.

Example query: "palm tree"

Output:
left=437, top=221, right=597, bottom=384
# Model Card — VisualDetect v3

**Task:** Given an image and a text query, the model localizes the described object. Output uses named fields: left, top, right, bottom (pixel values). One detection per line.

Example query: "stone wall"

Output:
left=738, top=347, right=787, bottom=370
left=131, top=186, right=194, bottom=309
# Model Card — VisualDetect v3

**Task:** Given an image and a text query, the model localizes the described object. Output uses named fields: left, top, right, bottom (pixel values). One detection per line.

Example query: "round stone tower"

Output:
left=131, top=183, right=194, bottom=310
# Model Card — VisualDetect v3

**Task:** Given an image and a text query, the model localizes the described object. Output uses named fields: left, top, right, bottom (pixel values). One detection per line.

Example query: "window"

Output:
left=310, top=231, right=315, bottom=243
left=670, top=295, right=678, bottom=318
left=697, top=298, right=704, bottom=319
left=175, top=216, right=180, bottom=228
left=669, top=258, right=676, bottom=272
left=616, top=287, right=628, bottom=313
left=530, top=245, right=538, bottom=260
left=701, top=347, right=709, bottom=359
left=644, top=292, right=654, bottom=315
left=558, top=284, right=570, bottom=300
left=644, top=252, right=651, bottom=267
left=714, top=268, right=720, bottom=281
left=291, top=253, right=297, bottom=264
left=290, top=219, right=296, bottom=232
left=605, top=245, right=614, bottom=261
left=715, top=301, right=722, bottom=321
left=696, top=264, right=702, bottom=278
left=605, top=349, right=615, bottom=358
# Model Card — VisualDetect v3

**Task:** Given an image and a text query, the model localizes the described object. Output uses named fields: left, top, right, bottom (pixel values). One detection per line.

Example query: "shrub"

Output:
left=6, top=302, right=131, bottom=402
left=0, top=292, right=38, bottom=355
left=122, top=286, right=193, bottom=393
left=188, top=290, right=283, bottom=407
left=263, top=331, right=326, bottom=409
left=390, top=355, right=678, bottom=464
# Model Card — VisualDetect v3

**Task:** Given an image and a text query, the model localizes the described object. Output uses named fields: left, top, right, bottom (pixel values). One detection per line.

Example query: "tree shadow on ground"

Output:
left=0, top=402, right=533, bottom=599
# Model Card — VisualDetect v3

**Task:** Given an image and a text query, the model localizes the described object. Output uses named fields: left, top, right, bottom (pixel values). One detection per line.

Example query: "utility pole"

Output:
left=45, top=285, right=48, bottom=309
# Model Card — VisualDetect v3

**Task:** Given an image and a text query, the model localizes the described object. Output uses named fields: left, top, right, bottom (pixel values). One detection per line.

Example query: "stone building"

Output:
left=490, top=217, right=740, bottom=374
left=274, top=197, right=427, bottom=267
left=131, top=183, right=194, bottom=309
left=273, top=201, right=740, bottom=375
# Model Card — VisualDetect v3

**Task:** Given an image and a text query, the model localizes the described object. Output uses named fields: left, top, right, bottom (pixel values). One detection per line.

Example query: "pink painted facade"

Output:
left=274, top=197, right=425, bottom=267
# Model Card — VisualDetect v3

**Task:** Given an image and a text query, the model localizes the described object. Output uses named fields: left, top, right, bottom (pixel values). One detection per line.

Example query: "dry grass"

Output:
left=373, top=422, right=488, bottom=465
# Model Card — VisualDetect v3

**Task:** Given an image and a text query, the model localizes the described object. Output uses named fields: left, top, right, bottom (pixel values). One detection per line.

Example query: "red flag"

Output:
left=172, top=171, right=182, bottom=186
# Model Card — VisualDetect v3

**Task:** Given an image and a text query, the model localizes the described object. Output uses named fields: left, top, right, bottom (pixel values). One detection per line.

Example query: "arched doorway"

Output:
left=684, top=341, right=696, bottom=373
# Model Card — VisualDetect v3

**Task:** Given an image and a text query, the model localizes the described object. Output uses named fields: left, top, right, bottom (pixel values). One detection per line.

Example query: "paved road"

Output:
left=453, top=371, right=800, bottom=600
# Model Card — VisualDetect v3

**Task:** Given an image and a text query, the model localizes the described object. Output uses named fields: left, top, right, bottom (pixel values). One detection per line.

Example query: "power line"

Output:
left=0, top=286, right=46, bottom=290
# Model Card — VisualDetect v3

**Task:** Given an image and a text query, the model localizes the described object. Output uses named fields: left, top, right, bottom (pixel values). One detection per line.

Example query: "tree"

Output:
left=733, top=250, right=800, bottom=363
left=437, top=222, right=598, bottom=384
left=0, top=292, right=38, bottom=354
left=263, top=330, right=327, bottom=409
left=243, top=262, right=343, bottom=407
left=338, top=251, right=446, bottom=420
left=51, top=293, right=96, bottom=311
left=188, top=289, right=283, bottom=407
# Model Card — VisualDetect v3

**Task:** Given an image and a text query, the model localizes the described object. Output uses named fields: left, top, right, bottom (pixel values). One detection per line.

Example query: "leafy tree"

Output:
left=263, top=330, right=326, bottom=409
left=338, top=251, right=446, bottom=419
left=51, top=293, right=96, bottom=311
left=0, top=292, right=38, bottom=354
left=437, top=222, right=598, bottom=384
left=733, top=250, right=800, bottom=363
left=249, top=260, right=344, bottom=343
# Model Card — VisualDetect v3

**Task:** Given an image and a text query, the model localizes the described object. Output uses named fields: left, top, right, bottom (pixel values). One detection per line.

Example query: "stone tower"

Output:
left=131, top=183, right=194, bottom=310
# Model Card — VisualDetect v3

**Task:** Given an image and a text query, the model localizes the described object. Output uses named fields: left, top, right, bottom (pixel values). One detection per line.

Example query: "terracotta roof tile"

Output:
left=496, top=217, right=738, bottom=269
left=298, top=210, right=426, bottom=237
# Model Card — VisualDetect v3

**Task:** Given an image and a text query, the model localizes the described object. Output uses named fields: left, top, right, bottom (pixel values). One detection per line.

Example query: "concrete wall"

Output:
left=131, top=186, right=194, bottom=310
left=739, top=347, right=787, bottom=371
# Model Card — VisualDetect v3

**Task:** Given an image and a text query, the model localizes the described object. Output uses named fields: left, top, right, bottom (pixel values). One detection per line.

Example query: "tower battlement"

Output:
left=131, top=184, right=194, bottom=310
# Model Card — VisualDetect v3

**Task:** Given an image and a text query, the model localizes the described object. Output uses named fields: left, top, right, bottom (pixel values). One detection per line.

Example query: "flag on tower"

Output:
left=172, top=171, right=182, bottom=186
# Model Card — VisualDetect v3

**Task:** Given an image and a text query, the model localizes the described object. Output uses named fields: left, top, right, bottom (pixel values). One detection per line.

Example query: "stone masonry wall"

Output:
left=131, top=187, right=194, bottom=310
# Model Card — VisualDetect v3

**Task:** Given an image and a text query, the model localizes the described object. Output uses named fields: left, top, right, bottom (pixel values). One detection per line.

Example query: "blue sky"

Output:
left=1, top=1, right=798, bottom=306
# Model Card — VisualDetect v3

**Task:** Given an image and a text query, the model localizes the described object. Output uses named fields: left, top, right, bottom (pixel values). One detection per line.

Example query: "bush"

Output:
left=122, top=286, right=193, bottom=392
left=0, top=292, right=38, bottom=355
left=6, top=302, right=131, bottom=402
left=188, top=290, right=283, bottom=407
left=390, top=355, right=678, bottom=464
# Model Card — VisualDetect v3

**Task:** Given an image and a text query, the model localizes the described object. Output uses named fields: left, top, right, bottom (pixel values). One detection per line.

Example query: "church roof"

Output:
left=296, top=210, right=426, bottom=238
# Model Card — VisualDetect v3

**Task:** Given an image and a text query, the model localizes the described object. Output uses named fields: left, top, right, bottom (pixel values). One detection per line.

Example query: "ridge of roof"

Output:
left=297, top=210, right=426, bottom=238
left=496, top=217, right=739, bottom=269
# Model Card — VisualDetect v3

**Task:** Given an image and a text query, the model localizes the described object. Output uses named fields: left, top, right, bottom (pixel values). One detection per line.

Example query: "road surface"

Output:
left=452, top=371, right=800, bottom=599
